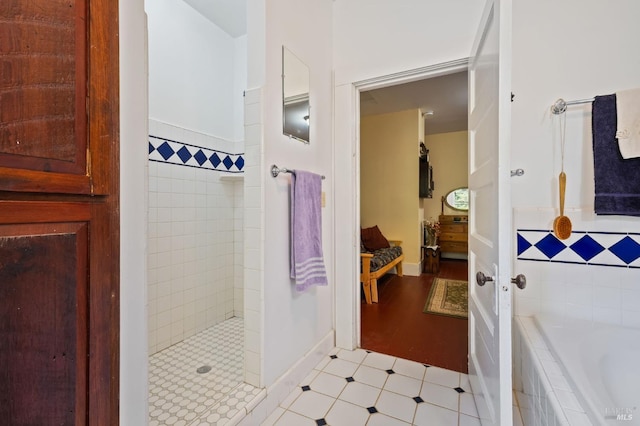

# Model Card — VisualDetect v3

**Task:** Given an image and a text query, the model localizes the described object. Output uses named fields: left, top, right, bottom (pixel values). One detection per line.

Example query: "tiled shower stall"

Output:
left=147, top=119, right=244, bottom=354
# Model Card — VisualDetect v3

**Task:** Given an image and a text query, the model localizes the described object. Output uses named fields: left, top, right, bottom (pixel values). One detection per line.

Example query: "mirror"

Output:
left=444, top=187, right=469, bottom=211
left=282, top=46, right=310, bottom=143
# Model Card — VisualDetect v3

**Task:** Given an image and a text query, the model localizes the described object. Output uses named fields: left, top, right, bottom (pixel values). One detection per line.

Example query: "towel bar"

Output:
left=551, top=97, right=595, bottom=115
left=271, top=164, right=325, bottom=179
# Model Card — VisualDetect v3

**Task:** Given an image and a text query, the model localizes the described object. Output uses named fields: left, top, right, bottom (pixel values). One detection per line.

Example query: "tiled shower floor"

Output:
left=148, top=317, right=262, bottom=425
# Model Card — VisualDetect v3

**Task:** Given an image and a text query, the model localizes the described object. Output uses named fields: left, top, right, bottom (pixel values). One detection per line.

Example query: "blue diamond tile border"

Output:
left=517, top=229, right=640, bottom=269
left=149, top=135, right=244, bottom=174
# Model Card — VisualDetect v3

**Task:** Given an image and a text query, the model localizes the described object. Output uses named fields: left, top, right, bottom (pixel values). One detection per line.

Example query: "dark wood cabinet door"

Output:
left=0, top=0, right=118, bottom=196
left=0, top=0, right=119, bottom=424
left=0, top=207, right=90, bottom=424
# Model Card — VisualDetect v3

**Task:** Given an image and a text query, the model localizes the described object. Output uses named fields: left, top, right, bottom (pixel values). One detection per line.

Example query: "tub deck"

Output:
left=515, top=315, right=640, bottom=426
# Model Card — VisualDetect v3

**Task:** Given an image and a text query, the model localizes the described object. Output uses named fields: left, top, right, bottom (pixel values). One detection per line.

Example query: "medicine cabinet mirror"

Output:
left=282, top=46, right=310, bottom=143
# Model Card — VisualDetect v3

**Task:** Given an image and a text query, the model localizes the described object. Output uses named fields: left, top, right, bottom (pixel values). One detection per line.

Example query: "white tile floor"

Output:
left=262, top=348, right=475, bottom=426
left=148, top=321, right=525, bottom=426
left=263, top=348, right=525, bottom=426
left=148, top=317, right=262, bottom=425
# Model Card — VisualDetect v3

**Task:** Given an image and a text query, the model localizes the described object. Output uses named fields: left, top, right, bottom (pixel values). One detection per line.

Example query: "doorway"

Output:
left=355, top=61, right=470, bottom=373
left=144, top=1, right=254, bottom=424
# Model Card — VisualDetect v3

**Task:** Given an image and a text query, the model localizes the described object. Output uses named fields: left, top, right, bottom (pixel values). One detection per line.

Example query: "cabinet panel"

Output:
left=0, top=220, right=89, bottom=424
left=0, top=1, right=87, bottom=176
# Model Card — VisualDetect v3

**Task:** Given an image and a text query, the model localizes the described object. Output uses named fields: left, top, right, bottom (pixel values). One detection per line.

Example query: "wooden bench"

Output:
left=360, top=240, right=404, bottom=304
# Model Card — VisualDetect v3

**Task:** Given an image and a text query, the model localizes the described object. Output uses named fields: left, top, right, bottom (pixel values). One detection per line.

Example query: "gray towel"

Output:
left=290, top=170, right=328, bottom=290
left=592, top=95, right=640, bottom=216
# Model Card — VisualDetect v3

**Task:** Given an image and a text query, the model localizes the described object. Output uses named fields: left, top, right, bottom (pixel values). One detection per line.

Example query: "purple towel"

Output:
left=290, top=170, right=328, bottom=291
left=592, top=95, right=640, bottom=216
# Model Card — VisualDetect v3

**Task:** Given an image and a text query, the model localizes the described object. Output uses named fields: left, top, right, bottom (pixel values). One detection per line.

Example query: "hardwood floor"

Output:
left=360, top=259, right=469, bottom=373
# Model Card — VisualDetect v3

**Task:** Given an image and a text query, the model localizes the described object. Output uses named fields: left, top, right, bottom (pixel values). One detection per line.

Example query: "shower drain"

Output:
left=196, top=365, right=212, bottom=374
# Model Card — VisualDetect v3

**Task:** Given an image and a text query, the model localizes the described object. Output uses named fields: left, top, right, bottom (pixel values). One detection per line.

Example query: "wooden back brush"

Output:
left=553, top=111, right=572, bottom=240
left=553, top=171, right=572, bottom=239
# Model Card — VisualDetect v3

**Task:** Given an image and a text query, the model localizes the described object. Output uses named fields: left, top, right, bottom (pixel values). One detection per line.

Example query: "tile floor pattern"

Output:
left=149, top=317, right=262, bottom=425
left=264, top=348, right=523, bottom=426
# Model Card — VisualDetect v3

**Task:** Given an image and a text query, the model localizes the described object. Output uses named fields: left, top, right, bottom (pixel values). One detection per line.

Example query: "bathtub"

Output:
left=514, top=315, right=640, bottom=426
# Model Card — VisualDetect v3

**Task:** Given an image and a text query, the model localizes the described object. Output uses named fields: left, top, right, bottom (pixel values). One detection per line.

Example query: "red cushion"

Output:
left=361, top=225, right=390, bottom=251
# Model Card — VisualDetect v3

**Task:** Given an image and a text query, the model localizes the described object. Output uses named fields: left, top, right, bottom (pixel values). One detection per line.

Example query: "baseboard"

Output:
left=236, top=330, right=335, bottom=425
left=402, top=262, right=421, bottom=277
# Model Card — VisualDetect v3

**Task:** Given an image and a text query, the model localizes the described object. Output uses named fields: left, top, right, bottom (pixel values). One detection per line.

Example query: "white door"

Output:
left=467, top=0, right=514, bottom=425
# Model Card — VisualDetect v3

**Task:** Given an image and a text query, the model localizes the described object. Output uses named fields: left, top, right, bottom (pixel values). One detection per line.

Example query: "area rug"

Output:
left=423, top=278, right=468, bottom=319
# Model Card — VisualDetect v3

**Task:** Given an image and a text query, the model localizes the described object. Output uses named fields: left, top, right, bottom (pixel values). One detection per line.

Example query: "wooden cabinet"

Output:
left=0, top=1, right=119, bottom=423
left=439, top=215, right=468, bottom=254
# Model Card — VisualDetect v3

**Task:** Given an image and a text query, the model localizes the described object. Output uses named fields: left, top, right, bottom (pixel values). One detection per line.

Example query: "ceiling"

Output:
left=360, top=71, right=468, bottom=135
left=182, top=0, right=247, bottom=38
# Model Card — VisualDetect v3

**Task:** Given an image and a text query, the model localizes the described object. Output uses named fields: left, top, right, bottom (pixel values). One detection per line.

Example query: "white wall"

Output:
left=511, top=0, right=640, bottom=324
left=262, top=0, right=335, bottom=388
left=245, top=0, right=335, bottom=388
left=423, top=130, right=469, bottom=222
left=234, top=36, right=249, bottom=142
left=511, top=0, right=640, bottom=210
left=146, top=0, right=244, bottom=141
left=119, top=0, right=148, bottom=423
left=333, top=0, right=485, bottom=86
left=333, top=0, right=485, bottom=349
left=360, top=110, right=421, bottom=267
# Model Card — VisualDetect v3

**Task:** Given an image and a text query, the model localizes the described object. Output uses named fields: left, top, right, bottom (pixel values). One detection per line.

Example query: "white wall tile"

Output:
left=564, top=304, right=593, bottom=322
left=565, top=282, right=592, bottom=307
left=622, top=310, right=640, bottom=327
left=539, top=281, right=566, bottom=304
left=618, top=268, right=639, bottom=290
left=593, top=286, right=621, bottom=309
left=147, top=120, right=244, bottom=355
left=245, top=289, right=261, bottom=314
left=621, top=289, right=640, bottom=312
left=244, top=87, right=261, bottom=105
left=592, top=307, right=622, bottom=326
left=244, top=103, right=262, bottom=126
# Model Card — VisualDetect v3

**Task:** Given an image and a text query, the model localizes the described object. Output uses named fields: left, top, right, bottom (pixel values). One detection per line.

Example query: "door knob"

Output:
left=475, top=271, right=494, bottom=286
left=511, top=274, right=527, bottom=289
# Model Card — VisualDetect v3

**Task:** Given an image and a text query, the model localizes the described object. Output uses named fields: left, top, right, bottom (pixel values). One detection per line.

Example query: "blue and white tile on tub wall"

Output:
left=513, top=207, right=640, bottom=326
